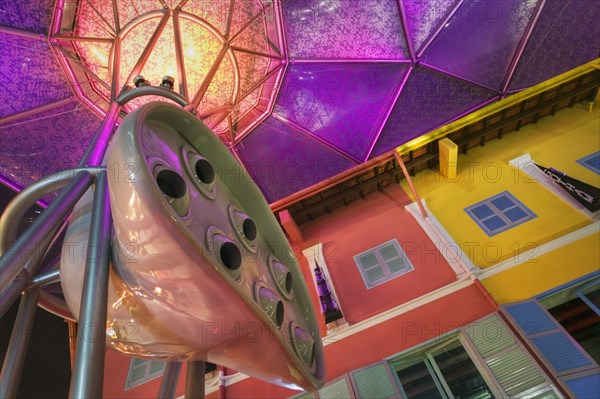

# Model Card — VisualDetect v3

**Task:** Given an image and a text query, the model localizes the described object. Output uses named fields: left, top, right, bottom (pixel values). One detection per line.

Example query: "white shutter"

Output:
left=464, top=314, right=559, bottom=398
left=319, top=377, right=353, bottom=399
left=351, top=363, right=398, bottom=398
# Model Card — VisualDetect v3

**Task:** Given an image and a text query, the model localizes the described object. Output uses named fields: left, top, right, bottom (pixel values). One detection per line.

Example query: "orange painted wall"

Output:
left=209, top=284, right=495, bottom=398
left=300, top=185, right=457, bottom=324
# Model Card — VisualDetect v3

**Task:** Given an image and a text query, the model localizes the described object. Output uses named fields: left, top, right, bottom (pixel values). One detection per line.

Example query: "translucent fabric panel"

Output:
left=509, top=0, right=600, bottom=90
left=0, top=0, right=54, bottom=33
left=282, top=0, right=409, bottom=59
left=423, top=0, right=538, bottom=90
left=235, top=117, right=357, bottom=202
left=273, top=63, right=408, bottom=161
left=402, top=0, right=458, bottom=54
left=0, top=33, right=70, bottom=117
left=0, top=101, right=100, bottom=188
left=371, top=66, right=497, bottom=158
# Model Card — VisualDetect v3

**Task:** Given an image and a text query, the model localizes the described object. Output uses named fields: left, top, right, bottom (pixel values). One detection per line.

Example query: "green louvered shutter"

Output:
left=354, top=239, right=414, bottom=288
left=289, top=392, right=315, bottom=399
left=319, top=377, right=353, bottom=399
left=379, top=243, right=410, bottom=274
left=351, top=363, right=398, bottom=398
left=358, top=252, right=386, bottom=286
left=465, top=314, right=558, bottom=397
left=125, top=358, right=165, bottom=390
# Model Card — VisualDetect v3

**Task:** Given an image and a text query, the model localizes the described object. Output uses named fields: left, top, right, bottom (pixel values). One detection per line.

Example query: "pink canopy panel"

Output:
left=1, top=0, right=599, bottom=201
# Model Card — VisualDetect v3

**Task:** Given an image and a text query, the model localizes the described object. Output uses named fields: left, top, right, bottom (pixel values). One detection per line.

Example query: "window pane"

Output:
left=431, top=341, right=494, bottom=399
left=395, top=360, right=444, bottom=399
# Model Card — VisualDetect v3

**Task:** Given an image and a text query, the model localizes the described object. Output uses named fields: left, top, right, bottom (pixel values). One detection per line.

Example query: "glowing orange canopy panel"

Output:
left=54, top=0, right=285, bottom=145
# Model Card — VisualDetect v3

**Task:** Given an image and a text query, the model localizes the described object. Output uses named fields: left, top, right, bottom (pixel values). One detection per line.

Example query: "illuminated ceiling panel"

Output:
left=1, top=0, right=598, bottom=202
left=52, top=0, right=284, bottom=145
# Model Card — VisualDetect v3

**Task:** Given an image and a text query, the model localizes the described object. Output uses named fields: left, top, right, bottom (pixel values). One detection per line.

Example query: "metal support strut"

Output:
left=69, top=171, right=112, bottom=399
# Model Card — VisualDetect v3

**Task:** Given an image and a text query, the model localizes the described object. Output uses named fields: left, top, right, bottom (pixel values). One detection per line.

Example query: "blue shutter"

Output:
left=565, top=374, right=600, bottom=399
left=464, top=314, right=556, bottom=397
left=504, top=300, right=600, bottom=398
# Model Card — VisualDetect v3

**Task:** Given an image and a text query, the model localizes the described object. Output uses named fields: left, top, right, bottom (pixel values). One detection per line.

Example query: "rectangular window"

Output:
left=577, top=151, right=600, bottom=175
left=391, top=338, right=495, bottom=399
left=125, top=358, right=165, bottom=390
left=353, top=239, right=414, bottom=289
left=387, top=315, right=560, bottom=399
left=464, top=191, right=536, bottom=236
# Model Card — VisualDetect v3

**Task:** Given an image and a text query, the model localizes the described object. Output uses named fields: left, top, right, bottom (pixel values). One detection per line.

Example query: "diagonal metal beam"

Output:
left=396, top=0, right=416, bottom=62
left=52, top=45, right=112, bottom=94
left=271, top=113, right=362, bottom=164
left=53, top=35, right=114, bottom=43
left=501, top=0, right=547, bottom=94
left=122, top=9, right=172, bottom=91
left=416, top=0, right=465, bottom=59
left=0, top=290, right=40, bottom=399
left=112, top=0, right=121, bottom=32
left=225, top=0, right=236, bottom=37
left=172, top=10, right=188, bottom=98
left=0, top=24, right=45, bottom=40
left=84, top=0, right=117, bottom=36
left=189, top=44, right=230, bottom=109
left=364, top=66, right=413, bottom=162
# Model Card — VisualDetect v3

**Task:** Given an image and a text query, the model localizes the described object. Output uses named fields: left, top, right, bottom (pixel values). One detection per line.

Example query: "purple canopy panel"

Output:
left=402, top=0, right=459, bottom=54
left=0, top=33, right=71, bottom=118
left=235, top=117, right=357, bottom=202
left=370, top=65, right=498, bottom=158
left=0, top=0, right=54, bottom=33
left=0, top=101, right=100, bottom=189
left=273, top=63, right=409, bottom=161
left=423, top=0, right=538, bottom=91
left=509, top=0, right=600, bottom=91
left=282, top=0, right=409, bottom=59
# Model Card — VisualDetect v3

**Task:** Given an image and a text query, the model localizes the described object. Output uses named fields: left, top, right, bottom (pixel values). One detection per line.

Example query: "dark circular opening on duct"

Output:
left=156, top=170, right=187, bottom=198
left=285, top=271, right=293, bottom=293
left=275, top=300, right=284, bottom=327
left=242, top=218, right=257, bottom=241
left=219, top=242, right=241, bottom=270
left=195, top=158, right=215, bottom=184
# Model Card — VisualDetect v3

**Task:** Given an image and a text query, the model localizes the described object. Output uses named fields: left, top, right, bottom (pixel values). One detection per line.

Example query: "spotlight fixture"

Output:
left=133, top=75, right=149, bottom=87
left=161, top=75, right=175, bottom=90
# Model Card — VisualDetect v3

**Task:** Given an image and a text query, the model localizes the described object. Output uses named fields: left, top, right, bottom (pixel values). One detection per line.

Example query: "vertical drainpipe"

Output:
left=218, top=366, right=226, bottom=399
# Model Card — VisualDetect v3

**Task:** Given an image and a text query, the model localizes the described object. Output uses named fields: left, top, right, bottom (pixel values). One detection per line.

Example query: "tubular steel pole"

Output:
left=0, top=289, right=40, bottom=399
left=78, top=102, right=121, bottom=167
left=394, top=151, right=428, bottom=218
left=69, top=171, right=112, bottom=399
left=0, top=172, right=93, bottom=294
left=184, top=361, right=206, bottom=399
left=158, top=362, right=183, bottom=399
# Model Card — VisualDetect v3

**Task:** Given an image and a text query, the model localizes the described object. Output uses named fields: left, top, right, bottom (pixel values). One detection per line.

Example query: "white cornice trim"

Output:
left=406, top=200, right=480, bottom=278
left=477, top=221, right=599, bottom=280
left=321, top=275, right=474, bottom=344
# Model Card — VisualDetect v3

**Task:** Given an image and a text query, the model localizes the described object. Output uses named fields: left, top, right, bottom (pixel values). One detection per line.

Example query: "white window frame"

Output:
left=303, top=242, right=346, bottom=326
left=353, top=239, right=414, bottom=289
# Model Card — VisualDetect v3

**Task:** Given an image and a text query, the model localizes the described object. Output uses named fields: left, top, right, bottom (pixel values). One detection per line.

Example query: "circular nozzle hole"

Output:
left=156, top=170, right=187, bottom=198
left=195, top=158, right=215, bottom=184
left=276, top=300, right=284, bottom=327
left=220, top=242, right=241, bottom=270
left=242, top=218, right=257, bottom=241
